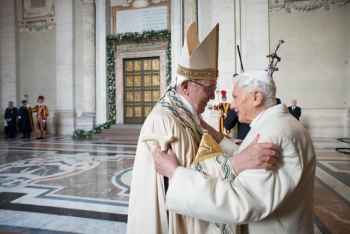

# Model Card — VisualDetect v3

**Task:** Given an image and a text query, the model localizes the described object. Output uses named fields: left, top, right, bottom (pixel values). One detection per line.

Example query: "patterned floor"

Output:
left=0, top=135, right=349, bottom=234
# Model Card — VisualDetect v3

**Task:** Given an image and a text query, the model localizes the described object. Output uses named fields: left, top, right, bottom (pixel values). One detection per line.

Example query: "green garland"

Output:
left=73, top=29, right=171, bottom=139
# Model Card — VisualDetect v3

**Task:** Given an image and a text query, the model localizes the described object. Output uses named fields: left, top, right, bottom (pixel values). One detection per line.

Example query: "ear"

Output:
left=181, top=80, right=190, bottom=95
left=252, top=90, right=263, bottom=106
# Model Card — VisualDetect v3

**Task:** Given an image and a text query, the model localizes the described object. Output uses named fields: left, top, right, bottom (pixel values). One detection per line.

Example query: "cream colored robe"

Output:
left=128, top=89, right=216, bottom=234
left=190, top=132, right=240, bottom=234
left=166, top=104, right=316, bottom=234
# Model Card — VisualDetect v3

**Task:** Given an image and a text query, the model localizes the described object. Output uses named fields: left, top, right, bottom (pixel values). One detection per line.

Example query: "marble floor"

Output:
left=0, top=134, right=349, bottom=234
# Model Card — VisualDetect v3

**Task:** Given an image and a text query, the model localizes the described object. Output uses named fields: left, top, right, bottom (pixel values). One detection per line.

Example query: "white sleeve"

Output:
left=166, top=137, right=302, bottom=225
left=219, top=136, right=239, bottom=156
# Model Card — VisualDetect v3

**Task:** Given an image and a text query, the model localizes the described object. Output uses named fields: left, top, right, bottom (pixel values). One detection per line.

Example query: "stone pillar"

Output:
left=96, top=0, right=107, bottom=124
left=241, top=0, right=269, bottom=70
left=183, top=0, right=197, bottom=32
left=202, top=0, right=236, bottom=133
left=54, top=0, right=76, bottom=135
left=0, top=0, right=17, bottom=123
left=77, top=0, right=96, bottom=130
left=234, top=0, right=243, bottom=74
left=171, top=0, right=183, bottom=79
left=347, top=108, right=350, bottom=137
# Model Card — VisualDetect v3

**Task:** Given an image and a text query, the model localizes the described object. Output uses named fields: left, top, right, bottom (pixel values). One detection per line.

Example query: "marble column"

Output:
left=170, top=0, right=183, bottom=79
left=241, top=0, right=269, bottom=70
left=54, top=0, right=76, bottom=135
left=0, top=0, right=17, bottom=122
left=183, top=0, right=197, bottom=32
left=234, top=0, right=243, bottom=74
left=77, top=0, right=96, bottom=130
left=96, top=0, right=107, bottom=125
left=347, top=108, right=350, bottom=137
left=200, top=0, right=236, bottom=133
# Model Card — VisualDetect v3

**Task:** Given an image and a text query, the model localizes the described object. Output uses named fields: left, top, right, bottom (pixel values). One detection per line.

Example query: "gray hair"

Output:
left=175, top=75, right=191, bottom=91
left=234, top=74, right=277, bottom=108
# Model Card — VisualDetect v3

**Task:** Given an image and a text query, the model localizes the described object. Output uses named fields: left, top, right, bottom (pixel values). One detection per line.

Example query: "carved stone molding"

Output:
left=19, top=21, right=56, bottom=32
left=115, top=40, right=168, bottom=53
left=269, top=0, right=350, bottom=13
left=17, top=0, right=56, bottom=32
left=152, top=0, right=169, bottom=3
left=122, top=0, right=132, bottom=7
left=133, top=0, right=148, bottom=8
left=122, top=0, right=169, bottom=8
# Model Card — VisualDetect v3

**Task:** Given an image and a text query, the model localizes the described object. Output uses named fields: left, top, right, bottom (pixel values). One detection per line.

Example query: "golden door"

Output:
left=124, top=57, right=160, bottom=124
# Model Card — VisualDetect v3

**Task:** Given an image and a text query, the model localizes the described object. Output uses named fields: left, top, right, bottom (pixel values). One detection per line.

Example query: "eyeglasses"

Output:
left=189, top=80, right=217, bottom=93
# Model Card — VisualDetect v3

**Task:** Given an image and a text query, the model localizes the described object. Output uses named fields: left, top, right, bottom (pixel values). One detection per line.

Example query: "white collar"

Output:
left=249, top=106, right=272, bottom=127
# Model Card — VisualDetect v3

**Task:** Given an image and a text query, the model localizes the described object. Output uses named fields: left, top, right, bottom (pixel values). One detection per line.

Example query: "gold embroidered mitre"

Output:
left=177, top=22, right=219, bottom=80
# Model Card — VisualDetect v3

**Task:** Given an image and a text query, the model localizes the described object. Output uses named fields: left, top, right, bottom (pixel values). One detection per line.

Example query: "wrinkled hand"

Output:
left=152, top=148, right=179, bottom=179
left=200, top=119, right=223, bottom=143
left=230, top=134, right=281, bottom=175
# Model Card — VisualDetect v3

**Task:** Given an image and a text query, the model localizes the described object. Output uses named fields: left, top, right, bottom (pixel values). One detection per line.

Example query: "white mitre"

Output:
left=176, top=22, right=219, bottom=85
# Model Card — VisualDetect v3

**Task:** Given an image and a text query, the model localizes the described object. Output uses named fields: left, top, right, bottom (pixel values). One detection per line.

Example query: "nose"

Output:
left=209, top=90, right=215, bottom=100
left=230, top=100, right=236, bottom=110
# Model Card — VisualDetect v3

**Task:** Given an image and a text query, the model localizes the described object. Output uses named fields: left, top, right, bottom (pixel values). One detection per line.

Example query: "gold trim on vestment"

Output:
left=192, top=133, right=225, bottom=164
left=192, top=151, right=224, bottom=164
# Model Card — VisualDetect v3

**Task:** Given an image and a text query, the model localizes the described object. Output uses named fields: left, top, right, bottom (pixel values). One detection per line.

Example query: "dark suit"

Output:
left=4, top=106, right=17, bottom=138
left=18, top=105, right=34, bottom=138
left=288, top=106, right=301, bottom=120
left=224, top=109, right=250, bottom=140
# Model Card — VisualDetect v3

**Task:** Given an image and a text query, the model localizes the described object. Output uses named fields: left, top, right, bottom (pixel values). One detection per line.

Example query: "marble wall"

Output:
left=200, top=1, right=350, bottom=138
left=0, top=0, right=17, bottom=118
left=270, top=3, right=350, bottom=138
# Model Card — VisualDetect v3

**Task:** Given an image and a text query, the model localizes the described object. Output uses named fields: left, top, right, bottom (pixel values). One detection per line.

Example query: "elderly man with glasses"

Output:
left=127, top=22, right=280, bottom=234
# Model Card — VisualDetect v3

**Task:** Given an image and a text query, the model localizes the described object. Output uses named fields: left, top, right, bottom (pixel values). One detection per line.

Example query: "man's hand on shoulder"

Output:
left=230, top=134, right=281, bottom=175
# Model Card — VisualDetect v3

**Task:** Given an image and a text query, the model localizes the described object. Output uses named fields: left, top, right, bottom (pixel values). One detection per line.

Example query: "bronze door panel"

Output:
left=124, top=57, right=160, bottom=124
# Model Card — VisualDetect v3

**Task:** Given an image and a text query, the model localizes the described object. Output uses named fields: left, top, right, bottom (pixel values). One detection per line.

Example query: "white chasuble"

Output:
left=128, top=89, right=204, bottom=234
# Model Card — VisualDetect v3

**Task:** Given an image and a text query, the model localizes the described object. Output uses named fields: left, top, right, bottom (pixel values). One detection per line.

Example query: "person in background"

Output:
left=288, top=99, right=301, bottom=120
left=18, top=100, right=34, bottom=139
left=30, top=95, right=49, bottom=139
left=214, top=90, right=231, bottom=135
left=4, top=101, right=17, bottom=138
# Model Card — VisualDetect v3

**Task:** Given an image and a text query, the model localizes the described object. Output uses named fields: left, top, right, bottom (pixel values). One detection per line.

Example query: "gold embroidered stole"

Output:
left=157, top=89, right=203, bottom=147
left=191, top=133, right=237, bottom=233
